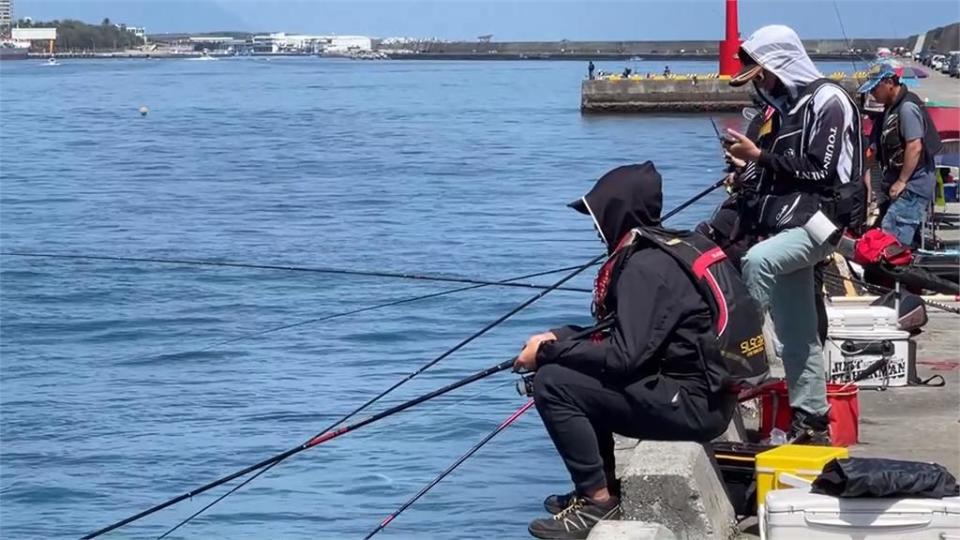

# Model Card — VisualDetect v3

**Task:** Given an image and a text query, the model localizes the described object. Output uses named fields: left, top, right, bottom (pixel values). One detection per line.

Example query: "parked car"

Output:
left=948, top=51, right=960, bottom=78
left=940, top=52, right=953, bottom=74
left=931, top=54, right=946, bottom=71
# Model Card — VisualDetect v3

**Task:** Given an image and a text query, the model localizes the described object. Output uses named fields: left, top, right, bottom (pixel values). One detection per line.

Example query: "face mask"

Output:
left=754, top=81, right=787, bottom=112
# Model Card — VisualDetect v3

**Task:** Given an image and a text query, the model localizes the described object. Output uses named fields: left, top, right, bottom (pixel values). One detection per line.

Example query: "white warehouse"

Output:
left=251, top=33, right=372, bottom=54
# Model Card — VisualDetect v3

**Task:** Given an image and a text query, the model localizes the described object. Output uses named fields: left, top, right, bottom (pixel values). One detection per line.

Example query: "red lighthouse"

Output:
left=718, top=0, right=742, bottom=76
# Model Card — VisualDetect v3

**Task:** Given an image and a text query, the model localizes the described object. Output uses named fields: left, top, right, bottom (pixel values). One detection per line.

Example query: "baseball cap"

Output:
left=858, top=62, right=900, bottom=94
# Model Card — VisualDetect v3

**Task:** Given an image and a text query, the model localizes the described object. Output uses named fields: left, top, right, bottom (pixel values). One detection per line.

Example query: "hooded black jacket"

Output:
left=537, top=162, right=717, bottom=399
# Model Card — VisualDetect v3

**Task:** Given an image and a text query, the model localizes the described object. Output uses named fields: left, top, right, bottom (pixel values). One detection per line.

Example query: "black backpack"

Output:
left=633, top=227, right=769, bottom=391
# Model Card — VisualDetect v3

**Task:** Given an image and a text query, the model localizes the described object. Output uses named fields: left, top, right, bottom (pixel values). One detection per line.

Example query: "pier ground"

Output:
left=857, top=65, right=959, bottom=476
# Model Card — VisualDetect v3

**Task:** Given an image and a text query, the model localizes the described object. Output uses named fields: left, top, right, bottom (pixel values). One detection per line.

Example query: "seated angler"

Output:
left=514, top=162, right=767, bottom=540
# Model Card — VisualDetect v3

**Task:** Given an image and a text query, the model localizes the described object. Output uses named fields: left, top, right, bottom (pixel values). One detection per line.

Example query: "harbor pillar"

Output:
left=718, top=0, right=741, bottom=76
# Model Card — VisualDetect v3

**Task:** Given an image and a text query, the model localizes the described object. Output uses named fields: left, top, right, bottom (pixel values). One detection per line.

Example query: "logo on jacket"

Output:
left=776, top=195, right=802, bottom=225
left=784, top=148, right=796, bottom=158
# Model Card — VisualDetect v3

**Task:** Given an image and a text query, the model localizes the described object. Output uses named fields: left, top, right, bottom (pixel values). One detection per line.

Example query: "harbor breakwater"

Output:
left=580, top=77, right=864, bottom=113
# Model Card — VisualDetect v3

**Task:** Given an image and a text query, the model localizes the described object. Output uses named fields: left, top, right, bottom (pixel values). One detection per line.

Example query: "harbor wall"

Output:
left=910, top=22, right=960, bottom=53
left=379, top=37, right=910, bottom=59
left=581, top=78, right=863, bottom=113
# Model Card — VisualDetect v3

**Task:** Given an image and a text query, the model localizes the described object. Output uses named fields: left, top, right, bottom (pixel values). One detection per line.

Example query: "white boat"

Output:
left=44, top=56, right=59, bottom=66
left=189, top=49, right=218, bottom=61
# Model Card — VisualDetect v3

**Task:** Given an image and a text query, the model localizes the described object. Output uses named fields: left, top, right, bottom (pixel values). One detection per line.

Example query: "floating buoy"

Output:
left=139, top=106, right=149, bottom=117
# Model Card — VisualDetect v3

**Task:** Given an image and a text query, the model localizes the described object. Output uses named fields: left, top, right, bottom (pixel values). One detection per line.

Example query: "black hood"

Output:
left=569, top=162, right=663, bottom=253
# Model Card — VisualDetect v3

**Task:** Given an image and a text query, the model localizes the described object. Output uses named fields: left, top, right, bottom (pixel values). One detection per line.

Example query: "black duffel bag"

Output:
left=812, top=457, right=960, bottom=498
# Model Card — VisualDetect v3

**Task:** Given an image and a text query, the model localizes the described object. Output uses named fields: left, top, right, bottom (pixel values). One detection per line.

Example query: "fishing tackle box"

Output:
left=761, top=487, right=960, bottom=539
left=824, top=304, right=914, bottom=388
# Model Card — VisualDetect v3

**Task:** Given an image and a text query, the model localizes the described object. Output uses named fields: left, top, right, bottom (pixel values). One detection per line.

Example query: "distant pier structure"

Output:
left=582, top=0, right=792, bottom=113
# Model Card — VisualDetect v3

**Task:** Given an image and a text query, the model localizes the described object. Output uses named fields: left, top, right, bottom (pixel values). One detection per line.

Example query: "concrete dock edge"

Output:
left=618, top=441, right=738, bottom=540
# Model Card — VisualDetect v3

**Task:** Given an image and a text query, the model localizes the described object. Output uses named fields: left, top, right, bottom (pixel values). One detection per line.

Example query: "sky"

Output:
left=13, top=0, right=960, bottom=40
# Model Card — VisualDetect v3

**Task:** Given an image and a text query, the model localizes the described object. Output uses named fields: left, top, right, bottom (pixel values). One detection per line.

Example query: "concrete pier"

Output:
left=581, top=78, right=753, bottom=113
left=581, top=77, right=864, bottom=113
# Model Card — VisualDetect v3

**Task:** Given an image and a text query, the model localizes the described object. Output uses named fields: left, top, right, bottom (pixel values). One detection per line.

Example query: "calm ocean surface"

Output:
left=0, top=57, right=849, bottom=539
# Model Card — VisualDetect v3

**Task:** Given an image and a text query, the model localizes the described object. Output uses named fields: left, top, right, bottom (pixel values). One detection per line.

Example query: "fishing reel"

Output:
left=516, top=374, right=535, bottom=397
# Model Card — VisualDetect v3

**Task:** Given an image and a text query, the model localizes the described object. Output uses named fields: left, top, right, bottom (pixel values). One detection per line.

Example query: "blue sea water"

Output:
left=0, top=57, right=850, bottom=539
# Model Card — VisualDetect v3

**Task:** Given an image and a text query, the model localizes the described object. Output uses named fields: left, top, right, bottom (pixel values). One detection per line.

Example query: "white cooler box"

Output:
left=825, top=305, right=915, bottom=388
left=761, top=488, right=960, bottom=540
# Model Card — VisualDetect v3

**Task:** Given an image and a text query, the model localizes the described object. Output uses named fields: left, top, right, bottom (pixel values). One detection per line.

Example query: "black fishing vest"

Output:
left=759, top=78, right=863, bottom=195
left=619, top=227, right=769, bottom=392
left=876, top=89, right=942, bottom=175
left=750, top=79, right=866, bottom=233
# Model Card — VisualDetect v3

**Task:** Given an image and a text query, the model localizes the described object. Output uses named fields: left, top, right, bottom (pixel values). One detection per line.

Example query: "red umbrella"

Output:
left=862, top=105, right=960, bottom=142
left=927, top=106, right=960, bottom=141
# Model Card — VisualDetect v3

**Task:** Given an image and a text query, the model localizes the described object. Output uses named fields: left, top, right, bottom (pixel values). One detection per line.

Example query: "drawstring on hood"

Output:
left=739, top=25, right=823, bottom=107
left=568, top=162, right=663, bottom=255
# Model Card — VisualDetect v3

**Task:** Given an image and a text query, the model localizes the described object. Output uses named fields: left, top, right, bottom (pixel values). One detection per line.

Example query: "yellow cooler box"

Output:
left=755, top=445, right=848, bottom=511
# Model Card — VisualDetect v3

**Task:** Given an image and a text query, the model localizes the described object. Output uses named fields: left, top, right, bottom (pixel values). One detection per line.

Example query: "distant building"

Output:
left=127, top=26, right=146, bottom=42
left=11, top=26, right=55, bottom=41
left=323, top=35, right=372, bottom=53
left=1, top=0, right=12, bottom=30
left=114, top=24, right=147, bottom=43
left=251, top=32, right=372, bottom=54
left=188, top=35, right=246, bottom=53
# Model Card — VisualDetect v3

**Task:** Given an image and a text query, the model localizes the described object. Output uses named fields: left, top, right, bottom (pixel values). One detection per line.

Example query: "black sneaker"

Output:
left=787, top=408, right=831, bottom=445
left=528, top=496, right=620, bottom=539
left=543, top=490, right=576, bottom=515
left=543, top=480, right=620, bottom=515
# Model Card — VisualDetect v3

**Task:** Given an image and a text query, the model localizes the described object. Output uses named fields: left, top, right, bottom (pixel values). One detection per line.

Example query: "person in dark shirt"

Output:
left=516, top=163, right=738, bottom=540
left=588, top=60, right=595, bottom=80
left=859, top=63, right=942, bottom=246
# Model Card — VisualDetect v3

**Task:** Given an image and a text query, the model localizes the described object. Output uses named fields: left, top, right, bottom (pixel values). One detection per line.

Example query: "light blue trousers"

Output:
left=742, top=227, right=835, bottom=416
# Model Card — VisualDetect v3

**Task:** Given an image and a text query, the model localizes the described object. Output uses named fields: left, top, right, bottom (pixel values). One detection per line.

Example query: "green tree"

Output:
left=23, top=18, right=145, bottom=52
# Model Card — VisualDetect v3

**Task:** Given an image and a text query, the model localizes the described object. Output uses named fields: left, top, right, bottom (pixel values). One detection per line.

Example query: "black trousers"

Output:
left=532, top=363, right=735, bottom=494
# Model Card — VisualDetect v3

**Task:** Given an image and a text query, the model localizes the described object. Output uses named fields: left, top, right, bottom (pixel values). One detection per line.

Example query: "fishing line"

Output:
left=364, top=400, right=535, bottom=539
left=832, top=0, right=873, bottom=75
left=83, top=256, right=605, bottom=540
left=0, top=251, right=589, bottom=293
left=119, top=265, right=591, bottom=366
left=821, top=269, right=960, bottom=315
left=157, top=377, right=517, bottom=540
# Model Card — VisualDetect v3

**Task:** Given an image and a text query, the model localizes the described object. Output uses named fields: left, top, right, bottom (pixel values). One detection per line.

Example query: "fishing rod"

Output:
left=364, top=400, right=536, bottom=539
left=831, top=0, right=876, bottom=76
left=152, top=181, right=727, bottom=536
left=151, top=268, right=595, bottom=539
left=822, top=269, right=960, bottom=315
left=82, top=178, right=722, bottom=538
left=83, top=262, right=606, bottom=540
left=83, top=357, right=522, bottom=540
left=662, top=175, right=727, bottom=221
left=0, top=251, right=589, bottom=294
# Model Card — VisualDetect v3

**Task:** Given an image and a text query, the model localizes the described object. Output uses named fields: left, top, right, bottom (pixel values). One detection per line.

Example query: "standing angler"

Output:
left=514, top=162, right=766, bottom=540
left=859, top=62, right=942, bottom=246
left=723, top=25, right=865, bottom=444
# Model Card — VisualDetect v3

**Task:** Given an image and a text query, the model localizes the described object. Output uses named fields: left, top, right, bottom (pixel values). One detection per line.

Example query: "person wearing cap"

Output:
left=859, top=63, right=942, bottom=246
left=514, top=162, right=747, bottom=539
left=721, top=25, right=865, bottom=444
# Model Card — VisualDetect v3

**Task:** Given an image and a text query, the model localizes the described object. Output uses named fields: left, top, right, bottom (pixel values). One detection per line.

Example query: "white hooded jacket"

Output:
left=741, top=25, right=862, bottom=187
